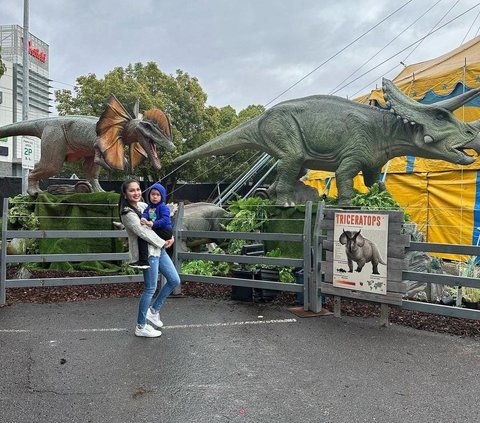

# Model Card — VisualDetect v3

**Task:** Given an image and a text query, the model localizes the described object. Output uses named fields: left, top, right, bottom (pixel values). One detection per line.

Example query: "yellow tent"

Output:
left=305, top=36, right=480, bottom=260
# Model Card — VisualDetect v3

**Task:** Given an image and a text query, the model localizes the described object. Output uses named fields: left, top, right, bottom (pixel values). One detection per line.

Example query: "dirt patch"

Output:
left=3, top=267, right=480, bottom=338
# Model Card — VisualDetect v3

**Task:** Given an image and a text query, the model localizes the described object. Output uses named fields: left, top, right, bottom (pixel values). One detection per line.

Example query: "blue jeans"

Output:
left=137, top=249, right=181, bottom=326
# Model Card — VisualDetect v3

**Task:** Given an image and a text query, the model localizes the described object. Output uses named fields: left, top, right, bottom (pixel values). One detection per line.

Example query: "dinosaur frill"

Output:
left=95, top=95, right=148, bottom=171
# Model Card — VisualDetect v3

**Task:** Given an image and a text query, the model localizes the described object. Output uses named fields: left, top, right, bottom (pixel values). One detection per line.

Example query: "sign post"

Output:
left=21, top=137, right=35, bottom=169
left=21, top=137, right=35, bottom=193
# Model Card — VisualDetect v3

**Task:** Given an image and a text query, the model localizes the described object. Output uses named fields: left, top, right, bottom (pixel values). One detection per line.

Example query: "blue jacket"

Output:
left=142, top=182, right=173, bottom=232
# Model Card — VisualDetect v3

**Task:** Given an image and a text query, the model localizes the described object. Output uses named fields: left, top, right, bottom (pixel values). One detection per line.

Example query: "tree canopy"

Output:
left=54, top=62, right=265, bottom=185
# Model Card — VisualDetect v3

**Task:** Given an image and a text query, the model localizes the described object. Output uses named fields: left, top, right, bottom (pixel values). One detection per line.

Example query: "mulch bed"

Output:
left=2, top=267, right=480, bottom=339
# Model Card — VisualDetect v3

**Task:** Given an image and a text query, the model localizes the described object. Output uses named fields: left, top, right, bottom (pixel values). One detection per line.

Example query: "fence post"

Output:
left=1, top=198, right=9, bottom=305
left=310, top=200, right=325, bottom=313
left=303, top=201, right=313, bottom=311
left=172, top=202, right=185, bottom=295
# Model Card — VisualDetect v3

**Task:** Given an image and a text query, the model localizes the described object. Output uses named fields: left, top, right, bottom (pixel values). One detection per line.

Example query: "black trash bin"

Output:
left=231, top=269, right=254, bottom=301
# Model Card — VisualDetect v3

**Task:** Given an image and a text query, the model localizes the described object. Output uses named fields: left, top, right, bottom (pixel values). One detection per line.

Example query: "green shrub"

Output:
left=181, top=260, right=215, bottom=276
left=351, top=183, right=409, bottom=220
left=8, top=194, right=39, bottom=231
left=463, top=287, right=480, bottom=303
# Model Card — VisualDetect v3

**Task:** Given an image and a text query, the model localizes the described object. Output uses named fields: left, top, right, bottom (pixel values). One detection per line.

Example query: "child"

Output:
left=129, top=182, right=173, bottom=269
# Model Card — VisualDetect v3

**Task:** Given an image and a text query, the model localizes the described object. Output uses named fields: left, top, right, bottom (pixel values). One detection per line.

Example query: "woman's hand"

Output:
left=165, top=237, right=175, bottom=249
left=140, top=218, right=153, bottom=227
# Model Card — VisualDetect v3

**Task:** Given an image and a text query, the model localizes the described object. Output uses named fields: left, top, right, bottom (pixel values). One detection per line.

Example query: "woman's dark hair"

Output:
left=118, top=179, right=143, bottom=218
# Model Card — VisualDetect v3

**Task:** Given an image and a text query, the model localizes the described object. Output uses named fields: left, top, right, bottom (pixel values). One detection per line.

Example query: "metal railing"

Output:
left=401, top=241, right=480, bottom=320
left=1, top=196, right=480, bottom=321
left=173, top=201, right=320, bottom=311
left=0, top=198, right=143, bottom=305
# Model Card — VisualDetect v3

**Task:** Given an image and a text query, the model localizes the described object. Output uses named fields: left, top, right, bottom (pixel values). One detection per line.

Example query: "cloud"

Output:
left=2, top=0, right=480, bottom=111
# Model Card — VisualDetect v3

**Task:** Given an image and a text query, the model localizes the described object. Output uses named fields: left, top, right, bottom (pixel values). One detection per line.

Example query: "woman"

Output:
left=119, top=179, right=181, bottom=338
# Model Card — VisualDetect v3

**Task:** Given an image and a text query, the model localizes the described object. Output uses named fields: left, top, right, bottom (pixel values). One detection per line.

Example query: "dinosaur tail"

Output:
left=173, top=116, right=262, bottom=164
left=0, top=120, right=45, bottom=138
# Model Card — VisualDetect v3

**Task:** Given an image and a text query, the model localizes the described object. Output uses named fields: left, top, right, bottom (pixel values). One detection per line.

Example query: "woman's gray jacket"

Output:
left=121, top=202, right=166, bottom=263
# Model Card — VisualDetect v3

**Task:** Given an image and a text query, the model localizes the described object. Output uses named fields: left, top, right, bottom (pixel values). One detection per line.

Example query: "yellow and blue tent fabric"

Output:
left=305, top=36, right=480, bottom=260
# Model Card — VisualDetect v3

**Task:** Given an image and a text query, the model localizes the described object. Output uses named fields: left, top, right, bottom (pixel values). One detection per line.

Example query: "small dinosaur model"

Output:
left=0, top=95, right=175, bottom=196
left=174, top=78, right=480, bottom=205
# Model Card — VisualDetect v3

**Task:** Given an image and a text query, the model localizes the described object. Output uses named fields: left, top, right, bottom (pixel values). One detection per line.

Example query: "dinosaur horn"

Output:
left=382, top=78, right=426, bottom=118
left=433, top=87, right=480, bottom=112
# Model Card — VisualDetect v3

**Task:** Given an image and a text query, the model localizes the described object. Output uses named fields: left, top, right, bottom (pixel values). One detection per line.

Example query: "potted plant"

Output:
left=254, top=248, right=295, bottom=302
left=462, top=287, right=480, bottom=309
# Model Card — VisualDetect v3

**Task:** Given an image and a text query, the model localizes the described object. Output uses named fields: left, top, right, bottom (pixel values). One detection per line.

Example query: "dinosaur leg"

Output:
left=347, top=257, right=354, bottom=272
left=335, top=160, right=362, bottom=205
left=27, top=130, right=68, bottom=196
left=363, top=167, right=385, bottom=191
left=83, top=157, right=104, bottom=192
left=356, top=258, right=366, bottom=272
left=274, top=159, right=304, bottom=206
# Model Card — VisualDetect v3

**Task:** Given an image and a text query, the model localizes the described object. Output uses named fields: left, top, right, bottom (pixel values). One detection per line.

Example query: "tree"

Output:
left=175, top=104, right=265, bottom=185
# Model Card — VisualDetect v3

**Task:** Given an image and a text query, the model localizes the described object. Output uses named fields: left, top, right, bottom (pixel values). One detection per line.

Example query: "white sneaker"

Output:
left=135, top=324, right=162, bottom=338
left=146, top=308, right=164, bottom=328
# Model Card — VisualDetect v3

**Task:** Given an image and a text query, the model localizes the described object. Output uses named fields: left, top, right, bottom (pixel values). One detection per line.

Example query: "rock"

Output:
left=6, top=238, right=27, bottom=255
left=15, top=266, right=32, bottom=280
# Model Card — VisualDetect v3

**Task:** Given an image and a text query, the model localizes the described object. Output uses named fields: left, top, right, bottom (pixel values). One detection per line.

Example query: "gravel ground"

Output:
left=3, top=267, right=480, bottom=339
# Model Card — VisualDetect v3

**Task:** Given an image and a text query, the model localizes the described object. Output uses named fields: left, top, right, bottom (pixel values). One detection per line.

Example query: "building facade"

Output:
left=0, top=24, right=50, bottom=177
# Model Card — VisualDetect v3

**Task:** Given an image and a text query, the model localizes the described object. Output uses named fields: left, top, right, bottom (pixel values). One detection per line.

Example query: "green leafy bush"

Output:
left=224, top=196, right=273, bottom=233
left=182, top=260, right=215, bottom=276
left=463, top=287, right=480, bottom=303
left=7, top=194, right=39, bottom=254
left=181, top=258, right=231, bottom=277
left=351, top=183, right=409, bottom=220
left=8, top=194, right=39, bottom=231
left=258, top=248, right=295, bottom=283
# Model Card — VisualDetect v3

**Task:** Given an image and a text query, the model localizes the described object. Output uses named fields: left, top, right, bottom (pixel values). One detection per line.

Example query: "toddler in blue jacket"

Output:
left=130, top=182, right=173, bottom=269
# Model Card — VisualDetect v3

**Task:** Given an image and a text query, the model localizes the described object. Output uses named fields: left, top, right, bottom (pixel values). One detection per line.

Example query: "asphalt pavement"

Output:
left=1, top=296, right=479, bottom=423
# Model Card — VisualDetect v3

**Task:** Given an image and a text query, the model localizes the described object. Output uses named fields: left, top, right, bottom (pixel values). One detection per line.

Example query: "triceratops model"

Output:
left=0, top=95, right=175, bottom=196
left=174, top=78, right=480, bottom=205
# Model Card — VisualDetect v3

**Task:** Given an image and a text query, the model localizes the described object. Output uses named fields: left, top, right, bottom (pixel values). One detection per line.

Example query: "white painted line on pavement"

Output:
left=166, top=318, right=297, bottom=329
left=0, top=318, right=297, bottom=334
left=70, top=328, right=128, bottom=332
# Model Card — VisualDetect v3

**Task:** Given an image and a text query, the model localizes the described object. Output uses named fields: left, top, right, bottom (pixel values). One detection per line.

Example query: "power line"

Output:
left=329, top=0, right=443, bottom=96
left=461, top=8, right=480, bottom=45
left=263, top=0, right=415, bottom=107
left=50, top=79, right=77, bottom=89
left=402, top=0, right=460, bottom=63
left=348, top=0, right=462, bottom=97
left=335, top=2, right=480, bottom=98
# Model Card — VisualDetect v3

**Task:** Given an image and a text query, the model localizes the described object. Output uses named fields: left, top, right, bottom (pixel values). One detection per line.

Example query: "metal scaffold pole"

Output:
left=21, top=0, right=30, bottom=195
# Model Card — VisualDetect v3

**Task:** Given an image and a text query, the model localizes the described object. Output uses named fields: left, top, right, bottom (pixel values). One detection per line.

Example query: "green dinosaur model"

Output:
left=0, top=95, right=175, bottom=196
left=174, top=78, right=480, bottom=205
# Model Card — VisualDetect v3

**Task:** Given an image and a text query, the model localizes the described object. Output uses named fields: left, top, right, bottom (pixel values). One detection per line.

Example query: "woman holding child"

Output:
left=118, top=179, right=180, bottom=338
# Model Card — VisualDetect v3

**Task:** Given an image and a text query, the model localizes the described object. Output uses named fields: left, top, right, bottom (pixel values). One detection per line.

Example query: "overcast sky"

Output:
left=3, top=0, right=480, bottom=112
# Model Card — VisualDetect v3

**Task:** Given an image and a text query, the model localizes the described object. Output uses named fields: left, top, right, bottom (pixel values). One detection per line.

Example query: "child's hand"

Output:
left=140, top=218, right=152, bottom=227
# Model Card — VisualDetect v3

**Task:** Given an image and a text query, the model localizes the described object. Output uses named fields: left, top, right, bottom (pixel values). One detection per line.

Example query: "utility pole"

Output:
left=21, top=0, right=30, bottom=194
